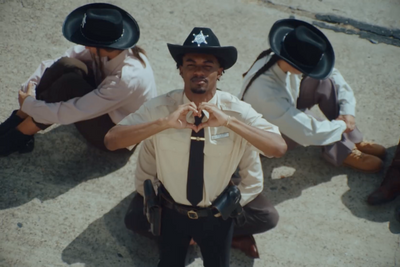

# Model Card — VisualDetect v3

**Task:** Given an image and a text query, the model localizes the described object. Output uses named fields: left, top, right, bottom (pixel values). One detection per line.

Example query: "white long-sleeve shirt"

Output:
left=119, top=90, right=281, bottom=207
left=135, top=138, right=265, bottom=207
left=21, top=45, right=158, bottom=125
left=238, top=54, right=355, bottom=147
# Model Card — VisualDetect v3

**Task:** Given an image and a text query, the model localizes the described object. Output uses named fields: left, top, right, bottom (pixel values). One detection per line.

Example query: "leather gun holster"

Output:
left=143, top=179, right=162, bottom=236
left=212, top=183, right=246, bottom=226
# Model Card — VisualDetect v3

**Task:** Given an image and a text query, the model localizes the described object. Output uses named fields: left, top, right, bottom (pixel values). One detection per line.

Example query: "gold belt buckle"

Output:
left=187, top=210, right=199, bottom=219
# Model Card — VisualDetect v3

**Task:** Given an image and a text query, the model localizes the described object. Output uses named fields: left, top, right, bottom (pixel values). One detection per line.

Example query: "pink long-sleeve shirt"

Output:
left=21, top=45, right=158, bottom=125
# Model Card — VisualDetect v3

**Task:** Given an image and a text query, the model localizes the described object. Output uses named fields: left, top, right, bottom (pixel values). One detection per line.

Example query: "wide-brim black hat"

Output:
left=62, top=3, right=140, bottom=50
left=167, top=27, right=237, bottom=70
left=269, top=19, right=335, bottom=79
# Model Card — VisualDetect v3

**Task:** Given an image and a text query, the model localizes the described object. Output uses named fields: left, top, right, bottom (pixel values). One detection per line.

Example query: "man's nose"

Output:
left=193, top=65, right=204, bottom=74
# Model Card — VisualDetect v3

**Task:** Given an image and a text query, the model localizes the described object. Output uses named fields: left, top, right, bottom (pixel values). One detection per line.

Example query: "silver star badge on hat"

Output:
left=192, top=30, right=209, bottom=47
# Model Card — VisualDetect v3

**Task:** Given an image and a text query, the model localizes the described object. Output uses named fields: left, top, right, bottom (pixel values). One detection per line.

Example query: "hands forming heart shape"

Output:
left=167, top=102, right=230, bottom=132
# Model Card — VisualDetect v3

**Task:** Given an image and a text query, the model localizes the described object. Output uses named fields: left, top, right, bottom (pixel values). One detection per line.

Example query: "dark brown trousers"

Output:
left=391, top=139, right=400, bottom=168
left=33, top=57, right=115, bottom=151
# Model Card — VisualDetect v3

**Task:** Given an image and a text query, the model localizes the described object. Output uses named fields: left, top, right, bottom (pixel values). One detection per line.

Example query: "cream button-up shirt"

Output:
left=21, top=45, right=157, bottom=125
left=238, top=54, right=354, bottom=147
left=119, top=90, right=281, bottom=207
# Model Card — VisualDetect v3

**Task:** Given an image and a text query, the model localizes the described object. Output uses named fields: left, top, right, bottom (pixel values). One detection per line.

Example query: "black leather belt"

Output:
left=160, top=192, right=218, bottom=219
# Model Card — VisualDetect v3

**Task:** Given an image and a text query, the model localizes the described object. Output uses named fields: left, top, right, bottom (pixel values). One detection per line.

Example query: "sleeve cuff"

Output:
left=333, top=119, right=347, bottom=131
left=21, top=96, right=36, bottom=114
left=339, top=104, right=356, bottom=117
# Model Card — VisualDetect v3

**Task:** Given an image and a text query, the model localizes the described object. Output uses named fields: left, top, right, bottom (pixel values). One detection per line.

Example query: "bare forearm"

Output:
left=227, top=117, right=287, bottom=157
left=104, top=118, right=169, bottom=151
left=105, top=103, right=200, bottom=151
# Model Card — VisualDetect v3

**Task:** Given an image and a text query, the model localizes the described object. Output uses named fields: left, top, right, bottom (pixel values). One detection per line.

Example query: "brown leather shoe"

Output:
left=231, top=235, right=260, bottom=258
left=367, top=167, right=400, bottom=205
left=356, top=141, right=386, bottom=159
left=343, top=148, right=383, bottom=173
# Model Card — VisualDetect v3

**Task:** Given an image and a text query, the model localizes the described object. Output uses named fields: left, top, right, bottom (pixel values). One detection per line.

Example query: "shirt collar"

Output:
left=270, top=62, right=288, bottom=84
left=103, top=49, right=129, bottom=75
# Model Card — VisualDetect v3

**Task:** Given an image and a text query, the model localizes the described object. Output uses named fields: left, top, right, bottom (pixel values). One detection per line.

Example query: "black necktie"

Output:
left=187, top=114, right=204, bottom=206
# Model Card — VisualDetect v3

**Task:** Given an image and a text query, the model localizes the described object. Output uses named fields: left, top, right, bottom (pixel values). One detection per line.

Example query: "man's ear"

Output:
left=217, top=68, right=224, bottom=80
left=179, top=66, right=183, bottom=76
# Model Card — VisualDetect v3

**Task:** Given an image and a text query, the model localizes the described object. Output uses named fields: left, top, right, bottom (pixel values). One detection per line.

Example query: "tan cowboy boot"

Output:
left=342, top=148, right=383, bottom=173
left=355, top=141, right=386, bottom=159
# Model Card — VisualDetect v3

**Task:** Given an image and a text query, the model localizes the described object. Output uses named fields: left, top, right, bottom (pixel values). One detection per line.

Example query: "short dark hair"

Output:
left=175, top=54, right=225, bottom=70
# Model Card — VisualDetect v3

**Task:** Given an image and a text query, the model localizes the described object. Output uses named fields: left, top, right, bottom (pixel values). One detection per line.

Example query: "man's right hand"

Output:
left=165, top=102, right=199, bottom=131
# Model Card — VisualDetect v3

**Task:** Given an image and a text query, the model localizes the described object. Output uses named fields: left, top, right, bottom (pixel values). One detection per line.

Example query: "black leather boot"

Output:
left=395, top=206, right=400, bottom=223
left=0, top=110, right=24, bottom=136
left=0, top=128, right=34, bottom=156
left=367, top=139, right=400, bottom=205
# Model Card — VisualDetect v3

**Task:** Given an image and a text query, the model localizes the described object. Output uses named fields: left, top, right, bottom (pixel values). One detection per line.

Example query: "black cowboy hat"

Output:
left=167, top=27, right=238, bottom=70
left=269, top=19, right=335, bottom=79
left=62, top=3, right=140, bottom=50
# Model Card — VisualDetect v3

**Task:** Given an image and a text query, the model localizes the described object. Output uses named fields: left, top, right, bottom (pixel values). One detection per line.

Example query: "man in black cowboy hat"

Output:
left=239, top=19, right=386, bottom=173
left=0, top=3, right=157, bottom=154
left=105, top=27, right=287, bottom=266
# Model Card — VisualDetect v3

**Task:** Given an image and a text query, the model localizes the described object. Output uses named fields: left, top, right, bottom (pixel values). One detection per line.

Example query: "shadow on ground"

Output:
left=0, top=125, right=133, bottom=210
left=4, top=125, right=398, bottom=266
left=61, top=192, right=255, bottom=267
left=261, top=144, right=400, bottom=225
left=60, top=144, right=399, bottom=267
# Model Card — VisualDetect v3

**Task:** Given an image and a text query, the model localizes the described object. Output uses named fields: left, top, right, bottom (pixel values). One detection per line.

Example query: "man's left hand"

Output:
left=18, top=82, right=35, bottom=108
left=337, top=114, right=356, bottom=133
left=197, top=102, right=229, bottom=131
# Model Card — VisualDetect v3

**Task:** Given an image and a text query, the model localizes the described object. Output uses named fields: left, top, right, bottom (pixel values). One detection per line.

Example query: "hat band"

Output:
left=80, top=27, right=124, bottom=45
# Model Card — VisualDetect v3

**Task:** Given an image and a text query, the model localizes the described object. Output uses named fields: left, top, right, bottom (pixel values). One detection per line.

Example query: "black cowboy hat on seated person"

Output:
left=269, top=19, right=335, bottom=79
left=167, top=27, right=238, bottom=70
left=62, top=3, right=140, bottom=50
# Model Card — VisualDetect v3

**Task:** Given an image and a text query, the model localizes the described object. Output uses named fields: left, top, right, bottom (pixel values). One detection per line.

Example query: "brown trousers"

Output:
left=33, top=57, right=115, bottom=151
left=391, top=139, right=400, bottom=168
left=283, top=77, right=363, bottom=166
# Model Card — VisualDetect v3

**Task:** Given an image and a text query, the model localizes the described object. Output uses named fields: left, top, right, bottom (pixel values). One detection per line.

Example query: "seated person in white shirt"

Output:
left=238, top=19, right=385, bottom=173
left=0, top=3, right=157, bottom=155
left=104, top=27, right=287, bottom=266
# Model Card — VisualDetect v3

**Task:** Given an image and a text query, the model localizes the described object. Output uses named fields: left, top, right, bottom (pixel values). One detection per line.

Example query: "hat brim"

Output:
left=167, top=44, right=238, bottom=70
left=269, top=19, right=335, bottom=79
left=62, top=3, right=140, bottom=50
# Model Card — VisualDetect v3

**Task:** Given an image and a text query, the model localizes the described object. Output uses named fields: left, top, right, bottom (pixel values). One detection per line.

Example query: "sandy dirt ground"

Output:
left=0, top=0, right=399, bottom=266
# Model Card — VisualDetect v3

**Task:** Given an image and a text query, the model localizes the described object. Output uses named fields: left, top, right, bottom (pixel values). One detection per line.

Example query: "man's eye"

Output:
left=203, top=66, right=212, bottom=71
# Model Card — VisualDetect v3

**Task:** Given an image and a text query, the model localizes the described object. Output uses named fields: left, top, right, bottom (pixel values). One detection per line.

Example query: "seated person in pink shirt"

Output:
left=0, top=3, right=157, bottom=155
left=239, top=19, right=385, bottom=173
